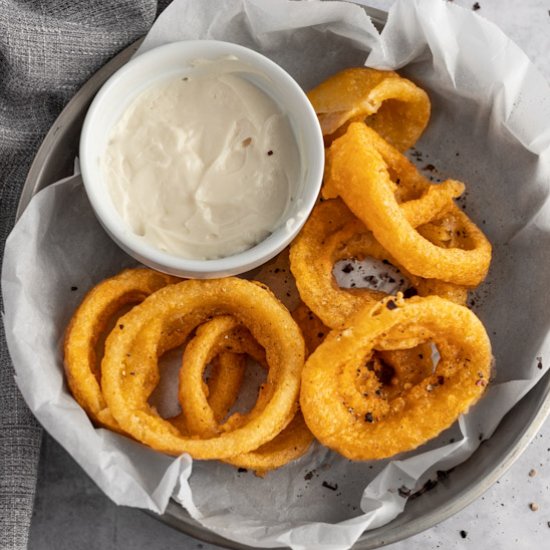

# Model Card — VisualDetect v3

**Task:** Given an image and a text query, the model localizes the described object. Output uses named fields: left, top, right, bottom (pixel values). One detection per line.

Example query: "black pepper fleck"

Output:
left=322, top=481, right=338, bottom=491
left=70, top=286, right=78, bottom=291
left=472, top=2, right=480, bottom=10
left=238, top=468, right=247, bottom=473
left=267, top=150, right=273, bottom=156
left=365, top=412, right=374, bottom=423
left=460, top=530, right=468, bottom=539
left=119, top=324, right=124, bottom=330
left=342, top=263, right=354, bottom=274
left=386, top=300, right=397, bottom=310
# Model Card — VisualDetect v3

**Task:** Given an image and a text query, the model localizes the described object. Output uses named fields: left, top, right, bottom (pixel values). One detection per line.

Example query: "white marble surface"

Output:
left=28, top=1, right=550, bottom=549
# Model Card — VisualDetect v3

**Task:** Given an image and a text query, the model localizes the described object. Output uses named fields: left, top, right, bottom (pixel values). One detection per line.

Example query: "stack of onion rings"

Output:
left=178, top=314, right=313, bottom=475
left=64, top=271, right=312, bottom=474
left=100, top=277, right=308, bottom=464
left=290, top=198, right=468, bottom=330
left=292, top=68, right=492, bottom=458
left=64, top=67, right=493, bottom=474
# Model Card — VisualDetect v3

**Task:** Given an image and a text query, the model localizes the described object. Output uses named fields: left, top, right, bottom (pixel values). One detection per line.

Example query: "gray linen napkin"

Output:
left=0, top=2, right=172, bottom=547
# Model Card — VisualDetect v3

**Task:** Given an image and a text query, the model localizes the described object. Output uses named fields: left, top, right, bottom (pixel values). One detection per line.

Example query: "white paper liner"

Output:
left=3, top=1, right=550, bottom=548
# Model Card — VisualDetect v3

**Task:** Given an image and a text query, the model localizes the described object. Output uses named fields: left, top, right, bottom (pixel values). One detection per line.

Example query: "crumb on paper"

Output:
left=398, top=486, right=411, bottom=498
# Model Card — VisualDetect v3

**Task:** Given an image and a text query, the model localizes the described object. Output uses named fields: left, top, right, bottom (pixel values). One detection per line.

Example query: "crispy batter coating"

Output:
left=325, top=123, right=492, bottom=286
left=179, top=315, right=313, bottom=474
left=290, top=199, right=467, bottom=329
left=307, top=67, right=430, bottom=150
left=101, top=278, right=306, bottom=459
left=300, top=295, right=492, bottom=460
left=63, top=268, right=180, bottom=432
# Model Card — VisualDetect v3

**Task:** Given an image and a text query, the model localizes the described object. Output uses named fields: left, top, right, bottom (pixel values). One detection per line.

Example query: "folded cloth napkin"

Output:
left=0, top=2, right=172, bottom=547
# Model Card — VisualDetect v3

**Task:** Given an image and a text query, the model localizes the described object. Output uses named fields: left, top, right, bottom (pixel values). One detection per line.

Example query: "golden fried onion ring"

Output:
left=226, top=413, right=313, bottom=476
left=307, top=67, right=430, bottom=150
left=179, top=315, right=313, bottom=474
left=300, top=295, right=492, bottom=460
left=290, top=198, right=467, bottom=329
left=180, top=316, right=266, bottom=438
left=325, top=123, right=492, bottom=286
left=63, top=268, right=180, bottom=431
left=63, top=268, right=248, bottom=435
left=101, top=278, right=305, bottom=459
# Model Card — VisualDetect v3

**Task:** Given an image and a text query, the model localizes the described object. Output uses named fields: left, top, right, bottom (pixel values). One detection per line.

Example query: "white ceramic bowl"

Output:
left=80, top=40, right=324, bottom=278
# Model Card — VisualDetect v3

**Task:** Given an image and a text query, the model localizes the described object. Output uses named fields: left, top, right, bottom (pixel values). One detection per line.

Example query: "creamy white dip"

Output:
left=102, top=60, right=300, bottom=260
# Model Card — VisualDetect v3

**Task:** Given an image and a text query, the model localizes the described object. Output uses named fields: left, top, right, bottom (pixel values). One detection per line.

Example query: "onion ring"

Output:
left=307, top=67, right=430, bottom=150
left=64, top=268, right=249, bottom=434
left=324, top=123, right=492, bottom=286
left=225, top=413, right=313, bottom=476
left=300, top=295, right=492, bottom=460
left=290, top=199, right=467, bottom=329
left=179, top=316, right=266, bottom=438
left=63, top=268, right=180, bottom=431
left=179, top=315, right=313, bottom=474
left=101, top=278, right=305, bottom=459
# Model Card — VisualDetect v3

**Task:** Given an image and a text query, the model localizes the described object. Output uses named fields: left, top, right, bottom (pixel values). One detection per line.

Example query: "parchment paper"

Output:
left=3, top=0, right=550, bottom=549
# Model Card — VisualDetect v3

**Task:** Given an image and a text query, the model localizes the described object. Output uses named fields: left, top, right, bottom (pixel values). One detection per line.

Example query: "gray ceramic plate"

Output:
left=17, top=7, right=550, bottom=549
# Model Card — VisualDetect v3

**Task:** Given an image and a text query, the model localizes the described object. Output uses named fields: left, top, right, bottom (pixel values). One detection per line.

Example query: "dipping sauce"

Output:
left=102, top=60, right=301, bottom=260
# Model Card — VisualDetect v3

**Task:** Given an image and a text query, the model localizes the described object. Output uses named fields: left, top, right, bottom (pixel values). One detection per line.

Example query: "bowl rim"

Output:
left=79, top=39, right=324, bottom=278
